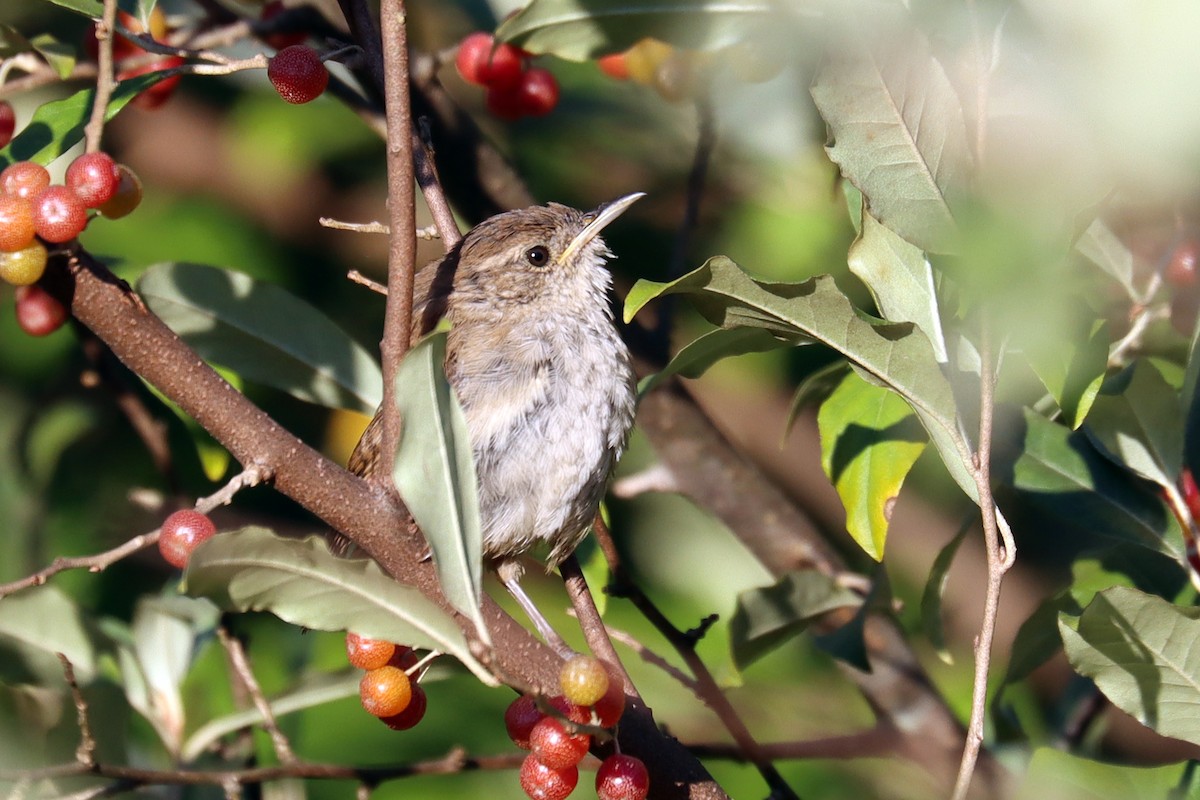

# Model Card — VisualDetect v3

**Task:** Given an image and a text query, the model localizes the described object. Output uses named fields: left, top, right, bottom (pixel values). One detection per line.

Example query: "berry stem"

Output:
left=84, top=0, right=120, bottom=154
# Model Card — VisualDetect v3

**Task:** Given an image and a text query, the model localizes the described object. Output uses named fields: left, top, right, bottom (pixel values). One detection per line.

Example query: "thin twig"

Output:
left=0, top=466, right=268, bottom=599
left=58, top=653, right=96, bottom=768
left=347, top=269, right=389, bottom=295
left=0, top=749, right=528, bottom=788
left=951, top=317, right=1014, bottom=800
left=560, top=550, right=642, bottom=704
left=595, top=620, right=698, bottom=692
left=374, top=0, right=418, bottom=489
left=595, top=519, right=800, bottom=800
left=217, top=626, right=297, bottom=764
left=83, top=0, right=118, bottom=153
left=413, top=117, right=462, bottom=248
left=686, top=725, right=901, bottom=761
left=321, top=218, right=390, bottom=234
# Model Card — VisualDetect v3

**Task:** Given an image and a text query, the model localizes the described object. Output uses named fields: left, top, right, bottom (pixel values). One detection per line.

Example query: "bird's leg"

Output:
left=497, top=559, right=575, bottom=659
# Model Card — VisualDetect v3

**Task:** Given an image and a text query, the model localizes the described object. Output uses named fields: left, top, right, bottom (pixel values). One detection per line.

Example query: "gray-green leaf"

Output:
left=138, top=263, right=383, bottom=414
left=730, top=570, right=860, bottom=669
left=625, top=256, right=976, bottom=500
left=1083, top=360, right=1183, bottom=489
left=391, top=333, right=488, bottom=643
left=184, top=527, right=496, bottom=685
left=1060, top=586, right=1200, bottom=747
left=810, top=15, right=971, bottom=253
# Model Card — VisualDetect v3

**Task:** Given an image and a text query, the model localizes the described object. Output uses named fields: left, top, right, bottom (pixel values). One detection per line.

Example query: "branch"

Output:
left=83, top=0, right=118, bottom=153
left=951, top=318, right=1015, bottom=800
left=217, top=626, right=297, bottom=764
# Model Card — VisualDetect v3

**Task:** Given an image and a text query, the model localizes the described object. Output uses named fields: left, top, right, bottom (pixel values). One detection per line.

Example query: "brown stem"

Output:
left=217, top=626, right=297, bottom=764
left=83, top=0, right=118, bottom=153
left=559, top=550, right=641, bottom=704
left=58, top=653, right=96, bottom=767
left=687, top=725, right=901, bottom=761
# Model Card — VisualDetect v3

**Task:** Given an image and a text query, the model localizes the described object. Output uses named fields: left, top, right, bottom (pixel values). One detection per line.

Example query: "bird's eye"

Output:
left=525, top=245, right=550, bottom=267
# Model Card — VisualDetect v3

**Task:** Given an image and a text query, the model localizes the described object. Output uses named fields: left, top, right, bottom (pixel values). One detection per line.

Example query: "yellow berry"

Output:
left=359, top=665, right=412, bottom=718
left=624, top=38, right=673, bottom=86
left=559, top=654, right=610, bottom=707
left=0, top=241, right=48, bottom=286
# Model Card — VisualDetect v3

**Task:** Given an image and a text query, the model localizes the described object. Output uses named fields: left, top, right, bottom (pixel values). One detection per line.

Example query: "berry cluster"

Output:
left=455, top=32, right=560, bottom=120
left=0, top=153, right=141, bottom=304
left=267, top=45, right=329, bottom=104
left=158, top=509, right=218, bottom=568
left=85, top=9, right=183, bottom=110
left=349, top=632, right=429, bottom=730
left=595, top=37, right=784, bottom=102
left=505, top=655, right=647, bottom=800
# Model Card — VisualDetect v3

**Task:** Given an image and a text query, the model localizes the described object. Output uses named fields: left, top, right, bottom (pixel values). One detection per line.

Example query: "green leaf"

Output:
left=847, top=208, right=947, bottom=361
left=138, top=263, right=383, bottom=414
left=1083, top=360, right=1184, bottom=489
left=182, top=672, right=359, bottom=761
left=0, top=585, right=96, bottom=686
left=30, top=34, right=77, bottom=80
left=0, top=74, right=163, bottom=167
left=24, top=401, right=99, bottom=488
left=391, top=333, right=487, bottom=642
left=624, top=256, right=976, bottom=500
left=810, top=14, right=971, bottom=253
left=639, top=327, right=795, bottom=396
left=813, top=569, right=890, bottom=672
left=730, top=570, right=861, bottom=670
left=1076, top=219, right=1137, bottom=299
left=1004, top=559, right=1133, bottom=686
left=124, top=595, right=218, bottom=755
left=818, top=371, right=926, bottom=561
left=1010, top=409, right=1186, bottom=561
left=184, top=527, right=497, bottom=686
left=1060, top=586, right=1200, bottom=747
left=1015, top=748, right=1186, bottom=800
left=45, top=0, right=105, bottom=16
left=496, top=0, right=775, bottom=60
left=920, top=520, right=970, bottom=664
left=1025, top=320, right=1108, bottom=429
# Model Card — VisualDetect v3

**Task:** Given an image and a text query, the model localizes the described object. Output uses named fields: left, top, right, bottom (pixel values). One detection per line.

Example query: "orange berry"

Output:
left=380, top=684, right=427, bottom=730
left=346, top=632, right=396, bottom=670
left=359, top=665, right=412, bottom=718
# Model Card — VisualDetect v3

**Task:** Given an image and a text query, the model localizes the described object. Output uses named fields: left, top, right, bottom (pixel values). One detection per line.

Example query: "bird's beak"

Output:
left=557, top=192, right=645, bottom=265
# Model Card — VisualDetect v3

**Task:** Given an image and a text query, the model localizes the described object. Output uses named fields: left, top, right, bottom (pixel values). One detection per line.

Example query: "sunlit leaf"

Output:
left=1011, top=409, right=1186, bottom=562
left=1015, top=748, right=1185, bottom=800
left=30, top=34, right=76, bottom=80
left=624, top=256, right=977, bottom=500
left=847, top=207, right=947, bottom=361
left=639, top=327, right=796, bottom=396
left=730, top=570, right=860, bottom=669
left=810, top=14, right=971, bottom=253
left=391, top=333, right=488, bottom=643
left=1060, top=586, right=1200, bottom=746
left=139, top=263, right=383, bottom=414
left=0, top=73, right=163, bottom=167
left=497, top=0, right=778, bottom=60
left=1083, top=360, right=1183, bottom=489
left=184, top=527, right=497, bottom=686
left=818, top=371, right=926, bottom=560
left=920, top=520, right=969, bottom=664
left=44, top=0, right=104, bottom=17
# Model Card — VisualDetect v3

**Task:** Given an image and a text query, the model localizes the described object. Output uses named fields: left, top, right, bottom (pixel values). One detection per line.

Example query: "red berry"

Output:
left=0, top=161, right=50, bottom=199
left=32, top=186, right=88, bottom=244
left=486, top=84, right=525, bottom=121
left=0, top=101, right=15, bottom=149
left=597, top=52, right=630, bottom=81
left=118, top=55, right=184, bottom=110
left=1166, top=239, right=1200, bottom=287
left=158, top=509, right=217, bottom=569
left=517, top=68, right=559, bottom=117
left=0, top=241, right=47, bottom=286
left=483, top=42, right=525, bottom=89
left=346, top=632, right=396, bottom=670
left=519, top=754, right=578, bottom=800
left=268, top=45, right=328, bottom=104
left=0, top=194, right=36, bottom=252
left=548, top=694, right=591, bottom=725
left=380, top=683, right=427, bottom=730
left=97, top=164, right=143, bottom=219
left=456, top=31, right=495, bottom=86
left=14, top=285, right=68, bottom=337
left=505, top=694, right=543, bottom=750
left=595, top=754, right=649, bottom=800
left=529, top=716, right=590, bottom=770
left=66, top=152, right=121, bottom=208
left=591, top=663, right=627, bottom=728
left=261, top=1, right=307, bottom=49
left=359, top=665, right=412, bottom=718
left=559, top=655, right=609, bottom=707
left=1182, top=469, right=1200, bottom=521
left=387, top=645, right=420, bottom=671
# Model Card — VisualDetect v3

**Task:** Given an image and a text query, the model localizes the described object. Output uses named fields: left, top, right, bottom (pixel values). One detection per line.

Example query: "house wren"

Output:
left=346, top=194, right=642, bottom=645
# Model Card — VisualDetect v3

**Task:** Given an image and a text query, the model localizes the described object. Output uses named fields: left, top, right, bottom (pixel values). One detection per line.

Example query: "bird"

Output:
left=346, top=193, right=642, bottom=651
